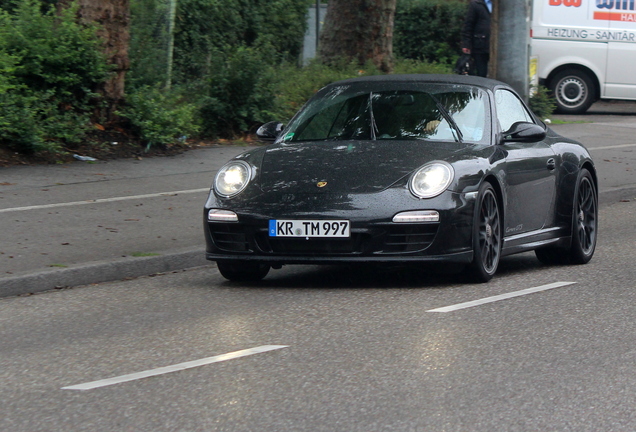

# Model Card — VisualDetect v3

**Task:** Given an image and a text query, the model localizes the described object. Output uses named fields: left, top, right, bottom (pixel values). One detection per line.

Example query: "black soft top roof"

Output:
left=323, top=74, right=506, bottom=92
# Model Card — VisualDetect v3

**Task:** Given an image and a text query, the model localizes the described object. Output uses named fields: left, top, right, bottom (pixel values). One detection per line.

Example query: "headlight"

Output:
left=409, top=162, right=454, bottom=199
left=214, top=160, right=252, bottom=197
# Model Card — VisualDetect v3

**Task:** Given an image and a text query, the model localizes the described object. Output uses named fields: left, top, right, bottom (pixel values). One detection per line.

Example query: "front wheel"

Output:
left=217, top=261, right=270, bottom=282
left=468, top=182, right=502, bottom=283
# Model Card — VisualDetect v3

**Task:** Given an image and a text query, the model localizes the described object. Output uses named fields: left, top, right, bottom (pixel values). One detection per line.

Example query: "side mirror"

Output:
left=501, top=122, right=547, bottom=143
left=256, top=121, right=284, bottom=142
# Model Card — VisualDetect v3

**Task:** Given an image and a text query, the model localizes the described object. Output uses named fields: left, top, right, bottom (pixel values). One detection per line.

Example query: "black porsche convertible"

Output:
left=204, top=74, right=597, bottom=282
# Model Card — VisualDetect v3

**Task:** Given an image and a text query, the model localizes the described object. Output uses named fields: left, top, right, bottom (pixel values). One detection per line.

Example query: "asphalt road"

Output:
left=1, top=197, right=635, bottom=431
left=1, top=99, right=635, bottom=297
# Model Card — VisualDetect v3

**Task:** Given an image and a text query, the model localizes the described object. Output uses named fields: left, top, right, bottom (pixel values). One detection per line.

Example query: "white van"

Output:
left=531, top=0, right=636, bottom=113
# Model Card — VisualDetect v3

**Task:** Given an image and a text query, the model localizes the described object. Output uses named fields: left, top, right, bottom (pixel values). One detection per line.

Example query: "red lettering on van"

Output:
left=549, top=0, right=581, bottom=6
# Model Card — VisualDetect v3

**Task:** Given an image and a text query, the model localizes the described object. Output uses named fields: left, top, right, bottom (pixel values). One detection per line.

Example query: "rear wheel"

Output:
left=468, top=182, right=502, bottom=283
left=217, top=261, right=270, bottom=282
left=535, top=168, right=597, bottom=265
left=550, top=69, right=596, bottom=114
left=569, top=169, right=597, bottom=264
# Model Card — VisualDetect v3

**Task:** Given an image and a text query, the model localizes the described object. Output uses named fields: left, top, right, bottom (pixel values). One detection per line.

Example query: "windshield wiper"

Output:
left=369, top=92, right=378, bottom=140
left=430, top=95, right=463, bottom=143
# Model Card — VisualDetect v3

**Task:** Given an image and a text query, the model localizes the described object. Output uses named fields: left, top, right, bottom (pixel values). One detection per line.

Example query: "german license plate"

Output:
left=269, top=220, right=350, bottom=238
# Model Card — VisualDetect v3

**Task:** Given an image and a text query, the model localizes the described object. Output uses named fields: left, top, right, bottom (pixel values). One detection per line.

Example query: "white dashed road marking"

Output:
left=62, top=345, right=288, bottom=391
left=589, top=143, right=636, bottom=151
left=0, top=188, right=210, bottom=214
left=61, top=282, right=578, bottom=389
left=426, top=281, right=577, bottom=313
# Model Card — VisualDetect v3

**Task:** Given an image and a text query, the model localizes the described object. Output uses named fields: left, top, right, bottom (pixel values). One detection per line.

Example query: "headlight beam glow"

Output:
left=409, top=162, right=454, bottom=199
left=214, top=161, right=252, bottom=197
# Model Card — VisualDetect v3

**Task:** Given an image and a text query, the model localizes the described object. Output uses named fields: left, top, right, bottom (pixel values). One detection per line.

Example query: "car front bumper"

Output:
left=203, top=189, right=477, bottom=266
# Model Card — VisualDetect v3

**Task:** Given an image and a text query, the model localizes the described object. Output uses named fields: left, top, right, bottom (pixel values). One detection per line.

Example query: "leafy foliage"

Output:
left=128, top=0, right=313, bottom=141
left=394, top=0, right=467, bottom=66
left=199, top=46, right=279, bottom=138
left=118, top=85, right=201, bottom=147
left=129, top=0, right=311, bottom=89
left=529, top=85, right=557, bottom=119
left=392, top=59, right=452, bottom=75
left=0, top=0, right=109, bottom=154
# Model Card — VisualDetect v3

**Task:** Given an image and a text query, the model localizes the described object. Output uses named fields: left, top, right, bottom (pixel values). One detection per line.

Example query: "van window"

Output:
left=494, top=89, right=533, bottom=132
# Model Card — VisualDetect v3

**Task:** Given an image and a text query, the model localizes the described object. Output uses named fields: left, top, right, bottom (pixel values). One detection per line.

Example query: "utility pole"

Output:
left=491, top=0, right=531, bottom=101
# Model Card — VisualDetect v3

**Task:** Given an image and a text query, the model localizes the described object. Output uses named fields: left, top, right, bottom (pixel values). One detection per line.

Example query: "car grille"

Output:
left=208, top=223, right=439, bottom=255
left=382, top=225, right=439, bottom=253
left=258, top=236, right=362, bottom=254
left=208, top=223, right=250, bottom=252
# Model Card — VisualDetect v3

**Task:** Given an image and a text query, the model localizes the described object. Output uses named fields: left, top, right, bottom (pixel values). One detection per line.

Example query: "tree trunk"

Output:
left=319, top=0, right=396, bottom=73
left=58, top=0, right=130, bottom=123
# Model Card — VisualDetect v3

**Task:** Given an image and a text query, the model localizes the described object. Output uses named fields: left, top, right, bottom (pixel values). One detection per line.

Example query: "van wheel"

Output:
left=550, top=69, right=596, bottom=114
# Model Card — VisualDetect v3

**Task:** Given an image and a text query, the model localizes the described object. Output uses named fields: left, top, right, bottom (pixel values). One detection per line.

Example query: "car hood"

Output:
left=258, top=140, right=471, bottom=194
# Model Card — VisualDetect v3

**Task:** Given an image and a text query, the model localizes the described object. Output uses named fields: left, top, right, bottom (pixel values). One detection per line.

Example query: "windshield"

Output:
left=282, top=83, right=489, bottom=144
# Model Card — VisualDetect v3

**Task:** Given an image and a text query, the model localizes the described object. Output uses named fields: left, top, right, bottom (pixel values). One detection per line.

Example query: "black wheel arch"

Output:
left=574, top=160, right=598, bottom=222
left=581, top=161, right=598, bottom=193
left=480, top=174, right=505, bottom=227
left=472, top=174, right=506, bottom=248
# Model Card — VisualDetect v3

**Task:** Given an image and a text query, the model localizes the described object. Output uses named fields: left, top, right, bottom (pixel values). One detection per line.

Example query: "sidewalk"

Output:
left=0, top=144, right=255, bottom=297
left=1, top=103, right=635, bottom=297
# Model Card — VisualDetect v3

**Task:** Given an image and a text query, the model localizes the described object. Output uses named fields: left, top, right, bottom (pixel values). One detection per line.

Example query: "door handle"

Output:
left=547, top=158, right=556, bottom=171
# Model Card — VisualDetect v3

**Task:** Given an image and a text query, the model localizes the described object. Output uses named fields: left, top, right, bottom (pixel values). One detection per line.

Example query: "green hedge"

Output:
left=119, top=86, right=201, bottom=148
left=0, top=0, right=109, bottom=154
left=199, top=46, right=279, bottom=138
left=129, top=0, right=311, bottom=89
left=394, top=0, right=467, bottom=66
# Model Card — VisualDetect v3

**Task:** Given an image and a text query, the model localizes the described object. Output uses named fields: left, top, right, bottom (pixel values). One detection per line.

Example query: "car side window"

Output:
left=495, top=89, right=533, bottom=132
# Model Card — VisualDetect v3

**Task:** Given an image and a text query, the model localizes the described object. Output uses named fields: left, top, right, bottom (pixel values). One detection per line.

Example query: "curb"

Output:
left=0, top=247, right=210, bottom=298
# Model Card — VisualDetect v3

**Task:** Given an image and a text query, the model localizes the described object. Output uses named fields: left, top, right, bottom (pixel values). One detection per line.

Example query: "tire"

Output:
left=534, top=168, right=597, bottom=265
left=550, top=69, right=596, bottom=114
left=569, top=169, right=598, bottom=264
left=468, top=182, right=502, bottom=283
left=217, top=261, right=270, bottom=282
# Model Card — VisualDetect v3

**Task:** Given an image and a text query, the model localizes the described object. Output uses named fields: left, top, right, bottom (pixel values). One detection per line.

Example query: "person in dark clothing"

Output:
left=461, top=0, right=491, bottom=77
